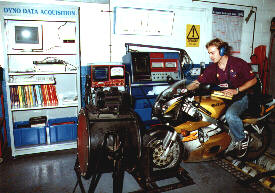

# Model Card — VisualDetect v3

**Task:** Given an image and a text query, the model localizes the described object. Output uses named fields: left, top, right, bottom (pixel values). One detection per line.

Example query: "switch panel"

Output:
left=191, top=67, right=201, bottom=76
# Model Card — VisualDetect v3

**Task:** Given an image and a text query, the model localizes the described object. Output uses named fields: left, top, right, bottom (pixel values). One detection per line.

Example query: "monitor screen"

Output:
left=165, top=61, right=177, bottom=68
left=5, top=20, right=43, bottom=51
left=93, top=67, right=109, bottom=81
left=110, top=66, right=124, bottom=79
left=151, top=62, right=164, bottom=68
left=15, top=26, right=39, bottom=44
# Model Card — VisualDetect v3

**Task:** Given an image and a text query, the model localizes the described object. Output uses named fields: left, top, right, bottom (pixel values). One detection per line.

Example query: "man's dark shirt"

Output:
left=197, top=56, right=255, bottom=89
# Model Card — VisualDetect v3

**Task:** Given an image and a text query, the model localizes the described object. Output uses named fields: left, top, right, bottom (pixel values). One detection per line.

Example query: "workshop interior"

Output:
left=0, top=0, right=275, bottom=193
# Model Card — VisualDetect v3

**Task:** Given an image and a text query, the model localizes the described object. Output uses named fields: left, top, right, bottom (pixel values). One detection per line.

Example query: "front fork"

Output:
left=160, top=130, right=178, bottom=160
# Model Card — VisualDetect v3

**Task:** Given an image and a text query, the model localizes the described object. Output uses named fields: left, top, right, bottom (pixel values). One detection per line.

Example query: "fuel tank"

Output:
left=195, top=96, right=226, bottom=119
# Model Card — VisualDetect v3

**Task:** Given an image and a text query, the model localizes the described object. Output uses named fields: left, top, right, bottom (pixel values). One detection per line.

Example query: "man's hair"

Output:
left=205, top=38, right=231, bottom=56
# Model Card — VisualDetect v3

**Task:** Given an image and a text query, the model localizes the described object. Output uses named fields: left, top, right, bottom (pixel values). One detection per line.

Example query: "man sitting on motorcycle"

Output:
left=186, top=38, right=257, bottom=157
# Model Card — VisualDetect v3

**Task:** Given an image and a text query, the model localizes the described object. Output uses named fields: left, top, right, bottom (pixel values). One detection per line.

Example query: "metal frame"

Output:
left=1, top=2, right=81, bottom=157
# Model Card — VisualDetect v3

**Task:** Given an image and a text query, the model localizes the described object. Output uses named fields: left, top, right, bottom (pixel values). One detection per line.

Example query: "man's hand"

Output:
left=186, top=80, right=200, bottom=90
left=221, top=88, right=238, bottom=97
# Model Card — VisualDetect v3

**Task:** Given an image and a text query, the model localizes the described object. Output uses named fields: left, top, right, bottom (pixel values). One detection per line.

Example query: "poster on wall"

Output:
left=186, top=24, right=200, bottom=47
left=212, top=7, right=244, bottom=54
left=114, top=7, right=174, bottom=36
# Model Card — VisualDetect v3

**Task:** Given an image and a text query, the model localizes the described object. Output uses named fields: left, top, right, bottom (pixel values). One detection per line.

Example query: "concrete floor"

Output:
left=0, top=148, right=272, bottom=193
left=0, top=114, right=274, bottom=193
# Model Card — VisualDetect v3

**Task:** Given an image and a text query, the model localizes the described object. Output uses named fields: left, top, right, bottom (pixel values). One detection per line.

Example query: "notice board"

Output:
left=212, top=7, right=244, bottom=54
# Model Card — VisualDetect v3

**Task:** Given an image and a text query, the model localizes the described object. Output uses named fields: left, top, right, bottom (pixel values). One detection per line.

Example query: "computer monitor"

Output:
left=91, top=64, right=125, bottom=88
left=6, top=20, right=43, bottom=51
left=92, top=66, right=109, bottom=81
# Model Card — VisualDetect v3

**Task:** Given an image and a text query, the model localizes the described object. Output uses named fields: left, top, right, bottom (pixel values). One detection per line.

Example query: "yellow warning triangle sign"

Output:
left=187, top=25, right=199, bottom=39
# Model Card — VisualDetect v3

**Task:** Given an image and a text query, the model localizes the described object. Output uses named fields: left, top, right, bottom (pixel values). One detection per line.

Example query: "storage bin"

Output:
left=48, top=117, right=77, bottom=143
left=134, top=98, right=155, bottom=109
left=13, top=121, right=46, bottom=147
left=135, top=108, right=152, bottom=122
left=131, top=86, right=154, bottom=97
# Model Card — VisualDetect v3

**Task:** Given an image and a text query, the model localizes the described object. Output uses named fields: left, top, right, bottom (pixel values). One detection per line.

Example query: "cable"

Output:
left=251, top=9, right=257, bottom=56
left=108, top=0, right=112, bottom=62
left=267, top=34, right=274, bottom=94
left=192, top=0, right=257, bottom=9
left=45, top=22, right=68, bottom=52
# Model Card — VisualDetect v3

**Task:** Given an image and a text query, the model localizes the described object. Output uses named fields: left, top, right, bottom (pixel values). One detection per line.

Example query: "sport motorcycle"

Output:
left=143, top=79, right=274, bottom=169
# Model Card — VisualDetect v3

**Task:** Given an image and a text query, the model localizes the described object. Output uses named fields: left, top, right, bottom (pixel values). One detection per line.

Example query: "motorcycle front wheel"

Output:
left=143, top=129, right=184, bottom=169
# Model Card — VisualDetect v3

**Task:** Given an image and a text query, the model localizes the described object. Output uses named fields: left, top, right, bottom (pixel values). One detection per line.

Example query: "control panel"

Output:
left=150, top=52, right=180, bottom=81
left=123, top=52, right=181, bottom=83
left=90, top=63, right=125, bottom=88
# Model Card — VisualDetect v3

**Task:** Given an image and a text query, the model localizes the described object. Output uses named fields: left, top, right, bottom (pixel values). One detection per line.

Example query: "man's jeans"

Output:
left=225, top=95, right=249, bottom=142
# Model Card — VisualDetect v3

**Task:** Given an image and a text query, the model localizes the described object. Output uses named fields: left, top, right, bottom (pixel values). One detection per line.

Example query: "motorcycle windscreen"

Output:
left=155, top=79, right=186, bottom=103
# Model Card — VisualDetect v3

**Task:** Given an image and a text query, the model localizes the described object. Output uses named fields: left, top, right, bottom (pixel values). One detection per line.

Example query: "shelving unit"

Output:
left=0, top=78, right=7, bottom=163
left=1, top=3, right=81, bottom=157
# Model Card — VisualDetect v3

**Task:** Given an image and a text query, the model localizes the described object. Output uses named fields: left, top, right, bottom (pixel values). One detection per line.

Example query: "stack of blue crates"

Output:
left=48, top=117, right=77, bottom=143
left=13, top=117, right=77, bottom=147
left=131, top=86, right=157, bottom=126
left=13, top=121, right=46, bottom=147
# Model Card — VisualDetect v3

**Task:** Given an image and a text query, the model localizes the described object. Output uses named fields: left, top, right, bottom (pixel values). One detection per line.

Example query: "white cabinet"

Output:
left=2, top=15, right=81, bottom=156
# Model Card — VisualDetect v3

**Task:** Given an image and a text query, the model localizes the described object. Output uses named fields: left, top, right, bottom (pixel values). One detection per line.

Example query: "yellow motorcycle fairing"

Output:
left=175, top=121, right=210, bottom=133
left=174, top=95, right=231, bottom=162
left=174, top=96, right=226, bottom=133
left=164, top=97, right=182, bottom=114
left=184, top=131, right=231, bottom=162
left=196, top=96, right=226, bottom=119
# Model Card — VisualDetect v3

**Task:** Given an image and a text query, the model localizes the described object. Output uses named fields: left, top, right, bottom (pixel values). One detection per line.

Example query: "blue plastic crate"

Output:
left=135, top=108, right=152, bottom=122
left=48, top=117, right=77, bottom=143
left=13, top=121, right=46, bottom=147
left=131, top=86, right=154, bottom=98
left=134, top=98, right=155, bottom=109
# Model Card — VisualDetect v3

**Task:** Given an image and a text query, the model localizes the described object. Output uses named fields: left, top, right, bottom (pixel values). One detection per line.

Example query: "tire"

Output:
left=243, top=122, right=272, bottom=161
left=143, top=128, right=184, bottom=169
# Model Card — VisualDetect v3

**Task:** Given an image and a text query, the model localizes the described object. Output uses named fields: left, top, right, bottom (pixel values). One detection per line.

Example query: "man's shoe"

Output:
left=225, top=140, right=237, bottom=153
left=237, top=131, right=250, bottom=158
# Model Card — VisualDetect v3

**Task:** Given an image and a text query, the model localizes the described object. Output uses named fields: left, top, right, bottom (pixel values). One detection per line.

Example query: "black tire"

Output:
left=242, top=122, right=272, bottom=161
left=143, top=128, right=184, bottom=169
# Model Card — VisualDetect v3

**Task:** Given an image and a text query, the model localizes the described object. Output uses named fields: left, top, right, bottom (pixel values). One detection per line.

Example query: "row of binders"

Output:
left=10, top=85, right=58, bottom=109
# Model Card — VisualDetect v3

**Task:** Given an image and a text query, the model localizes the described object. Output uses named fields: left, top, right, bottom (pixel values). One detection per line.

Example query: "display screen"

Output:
left=165, top=61, right=177, bottom=68
left=151, top=62, right=164, bottom=68
left=92, top=67, right=109, bottom=81
left=110, top=66, right=124, bottom=79
left=15, top=26, right=39, bottom=44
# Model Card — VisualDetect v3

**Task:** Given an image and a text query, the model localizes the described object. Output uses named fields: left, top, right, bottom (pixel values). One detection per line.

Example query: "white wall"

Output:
left=81, top=0, right=275, bottom=65
left=0, top=0, right=275, bottom=66
left=108, top=0, right=275, bottom=64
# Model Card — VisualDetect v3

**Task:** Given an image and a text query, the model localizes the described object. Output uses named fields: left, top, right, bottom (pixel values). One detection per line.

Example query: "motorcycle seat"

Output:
left=241, top=94, right=273, bottom=118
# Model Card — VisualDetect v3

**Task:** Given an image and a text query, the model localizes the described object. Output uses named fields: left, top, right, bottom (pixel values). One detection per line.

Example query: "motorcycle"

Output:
left=143, top=79, right=274, bottom=169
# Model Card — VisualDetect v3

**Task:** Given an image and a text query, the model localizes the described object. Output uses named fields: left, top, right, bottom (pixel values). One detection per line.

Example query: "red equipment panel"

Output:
left=91, top=65, right=125, bottom=88
left=150, top=58, right=178, bottom=72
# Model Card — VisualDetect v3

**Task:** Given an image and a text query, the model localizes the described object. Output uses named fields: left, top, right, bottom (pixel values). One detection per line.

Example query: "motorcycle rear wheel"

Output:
left=243, top=122, right=272, bottom=161
left=143, top=129, right=184, bottom=169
